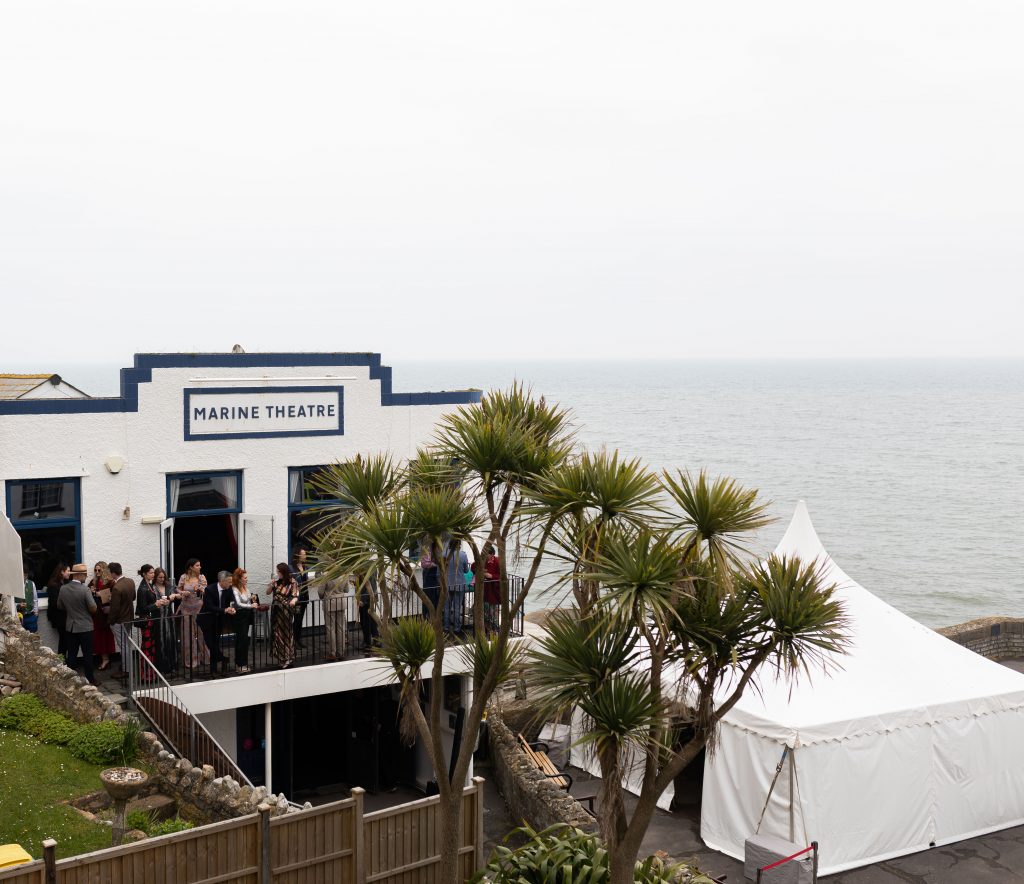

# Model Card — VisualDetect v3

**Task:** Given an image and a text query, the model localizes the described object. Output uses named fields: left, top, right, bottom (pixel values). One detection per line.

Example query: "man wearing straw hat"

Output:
left=57, top=563, right=98, bottom=685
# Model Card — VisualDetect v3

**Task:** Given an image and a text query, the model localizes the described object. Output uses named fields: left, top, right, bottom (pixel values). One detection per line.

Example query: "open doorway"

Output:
left=171, top=514, right=238, bottom=581
left=18, top=524, right=78, bottom=591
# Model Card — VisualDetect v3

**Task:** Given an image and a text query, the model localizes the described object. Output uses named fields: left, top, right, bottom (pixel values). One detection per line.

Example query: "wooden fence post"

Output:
left=472, top=776, right=486, bottom=872
left=42, top=839, right=56, bottom=884
left=258, top=804, right=272, bottom=884
left=351, top=787, right=366, bottom=884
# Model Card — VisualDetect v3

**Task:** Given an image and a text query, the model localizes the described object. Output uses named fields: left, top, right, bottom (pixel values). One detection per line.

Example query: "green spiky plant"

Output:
left=471, top=823, right=714, bottom=883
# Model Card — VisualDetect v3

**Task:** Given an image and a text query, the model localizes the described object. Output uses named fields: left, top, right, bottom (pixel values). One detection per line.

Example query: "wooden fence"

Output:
left=0, top=779, right=485, bottom=884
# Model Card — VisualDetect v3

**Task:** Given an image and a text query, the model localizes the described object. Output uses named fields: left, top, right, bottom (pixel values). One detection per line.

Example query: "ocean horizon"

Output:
left=15, top=357, right=1024, bottom=628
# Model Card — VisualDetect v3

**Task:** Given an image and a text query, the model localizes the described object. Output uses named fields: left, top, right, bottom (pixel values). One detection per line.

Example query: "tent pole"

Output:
left=788, top=749, right=795, bottom=842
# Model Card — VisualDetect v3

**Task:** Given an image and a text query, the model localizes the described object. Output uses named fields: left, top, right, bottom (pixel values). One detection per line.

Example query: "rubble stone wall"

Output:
left=487, top=712, right=597, bottom=834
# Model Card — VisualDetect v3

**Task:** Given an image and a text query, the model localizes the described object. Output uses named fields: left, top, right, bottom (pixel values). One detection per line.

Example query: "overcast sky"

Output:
left=1, top=1, right=1022, bottom=363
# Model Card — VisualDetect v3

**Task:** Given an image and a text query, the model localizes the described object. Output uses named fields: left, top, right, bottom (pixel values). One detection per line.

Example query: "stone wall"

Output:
left=0, top=614, right=294, bottom=823
left=936, top=618, right=1024, bottom=660
left=487, top=711, right=597, bottom=834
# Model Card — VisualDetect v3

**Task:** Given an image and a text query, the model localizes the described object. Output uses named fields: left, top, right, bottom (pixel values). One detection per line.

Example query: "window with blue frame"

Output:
left=287, top=466, right=350, bottom=562
left=167, top=471, right=242, bottom=516
left=5, top=478, right=82, bottom=589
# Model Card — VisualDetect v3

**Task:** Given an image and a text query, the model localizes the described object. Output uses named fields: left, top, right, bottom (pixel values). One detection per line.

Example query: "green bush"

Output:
left=472, top=824, right=714, bottom=884
left=125, top=809, right=152, bottom=832
left=67, top=721, right=135, bottom=765
left=125, top=809, right=193, bottom=837
left=148, top=818, right=194, bottom=837
left=23, top=709, right=81, bottom=746
left=0, top=692, right=45, bottom=729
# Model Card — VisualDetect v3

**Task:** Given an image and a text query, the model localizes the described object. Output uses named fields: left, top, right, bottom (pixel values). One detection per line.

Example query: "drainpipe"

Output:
left=264, top=702, right=273, bottom=794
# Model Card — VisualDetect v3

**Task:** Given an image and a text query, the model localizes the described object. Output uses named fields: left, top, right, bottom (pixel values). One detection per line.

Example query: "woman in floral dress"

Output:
left=177, top=558, right=209, bottom=671
left=268, top=562, right=299, bottom=668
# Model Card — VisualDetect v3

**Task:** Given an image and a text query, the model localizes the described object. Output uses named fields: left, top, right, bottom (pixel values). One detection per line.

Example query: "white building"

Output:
left=0, top=351, right=483, bottom=799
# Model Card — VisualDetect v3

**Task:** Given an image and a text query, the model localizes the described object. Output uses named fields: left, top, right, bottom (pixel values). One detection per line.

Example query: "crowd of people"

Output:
left=13, top=539, right=502, bottom=686
left=22, top=553, right=312, bottom=685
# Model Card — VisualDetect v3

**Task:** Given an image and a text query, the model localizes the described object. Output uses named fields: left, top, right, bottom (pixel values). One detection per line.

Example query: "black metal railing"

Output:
left=126, top=576, right=525, bottom=683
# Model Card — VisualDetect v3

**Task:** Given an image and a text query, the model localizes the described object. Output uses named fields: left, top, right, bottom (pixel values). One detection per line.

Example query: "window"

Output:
left=167, top=471, right=242, bottom=516
left=5, top=478, right=82, bottom=587
left=287, top=466, right=350, bottom=561
left=6, top=478, right=79, bottom=522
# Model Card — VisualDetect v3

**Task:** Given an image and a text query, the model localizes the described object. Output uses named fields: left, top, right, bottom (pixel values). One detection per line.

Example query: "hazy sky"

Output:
left=1, top=2, right=1022, bottom=363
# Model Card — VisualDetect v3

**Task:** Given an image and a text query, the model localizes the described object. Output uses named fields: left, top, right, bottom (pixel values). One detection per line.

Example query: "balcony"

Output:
left=118, top=576, right=525, bottom=688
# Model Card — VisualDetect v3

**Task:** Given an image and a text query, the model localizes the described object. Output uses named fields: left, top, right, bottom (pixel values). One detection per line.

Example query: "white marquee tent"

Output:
left=574, top=502, right=1024, bottom=875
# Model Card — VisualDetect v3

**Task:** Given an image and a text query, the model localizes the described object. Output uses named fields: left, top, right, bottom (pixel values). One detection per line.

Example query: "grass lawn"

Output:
left=0, top=729, right=112, bottom=860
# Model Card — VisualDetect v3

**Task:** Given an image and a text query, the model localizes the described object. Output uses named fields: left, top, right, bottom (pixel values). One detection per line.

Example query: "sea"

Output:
left=39, top=359, right=1024, bottom=629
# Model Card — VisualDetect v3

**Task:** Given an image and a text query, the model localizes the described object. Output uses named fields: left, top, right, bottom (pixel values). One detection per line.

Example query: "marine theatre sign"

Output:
left=183, top=386, right=344, bottom=440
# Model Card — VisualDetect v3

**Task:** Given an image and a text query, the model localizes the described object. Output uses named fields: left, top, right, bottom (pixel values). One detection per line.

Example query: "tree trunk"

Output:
left=436, top=792, right=464, bottom=884
left=609, top=848, right=635, bottom=884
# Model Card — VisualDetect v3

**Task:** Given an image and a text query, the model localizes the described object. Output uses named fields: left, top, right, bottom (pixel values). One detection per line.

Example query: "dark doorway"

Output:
left=172, top=515, right=238, bottom=581
left=236, top=705, right=266, bottom=787
left=18, top=524, right=78, bottom=593
left=670, top=745, right=706, bottom=812
left=271, top=687, right=417, bottom=802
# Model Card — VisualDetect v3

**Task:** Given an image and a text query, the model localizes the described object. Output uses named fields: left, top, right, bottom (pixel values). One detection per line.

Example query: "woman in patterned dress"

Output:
left=177, top=558, right=209, bottom=671
left=268, top=562, right=299, bottom=668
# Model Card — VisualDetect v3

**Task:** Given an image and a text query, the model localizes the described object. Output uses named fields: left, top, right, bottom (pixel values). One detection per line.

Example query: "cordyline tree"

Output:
left=528, top=471, right=851, bottom=884
left=309, top=385, right=577, bottom=884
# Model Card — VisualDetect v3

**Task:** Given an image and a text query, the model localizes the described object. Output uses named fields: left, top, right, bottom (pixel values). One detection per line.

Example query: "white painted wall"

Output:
left=0, top=357, right=470, bottom=572
left=197, top=708, right=238, bottom=763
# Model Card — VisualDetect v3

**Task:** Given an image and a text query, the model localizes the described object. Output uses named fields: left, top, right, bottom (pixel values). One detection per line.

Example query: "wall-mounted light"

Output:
left=105, top=456, right=125, bottom=475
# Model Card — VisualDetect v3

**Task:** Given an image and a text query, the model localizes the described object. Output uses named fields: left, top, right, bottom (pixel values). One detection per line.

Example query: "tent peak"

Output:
left=774, top=500, right=828, bottom=561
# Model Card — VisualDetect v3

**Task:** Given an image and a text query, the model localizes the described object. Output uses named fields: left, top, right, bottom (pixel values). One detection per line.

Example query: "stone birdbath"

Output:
left=100, top=767, right=149, bottom=846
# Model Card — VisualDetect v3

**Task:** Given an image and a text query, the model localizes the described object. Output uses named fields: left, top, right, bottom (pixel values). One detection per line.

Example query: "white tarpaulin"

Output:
left=703, top=501, right=1024, bottom=875
left=0, top=512, right=23, bottom=617
left=572, top=502, right=1024, bottom=876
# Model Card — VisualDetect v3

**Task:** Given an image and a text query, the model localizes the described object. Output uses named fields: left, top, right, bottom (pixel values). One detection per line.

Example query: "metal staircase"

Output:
left=124, top=631, right=253, bottom=786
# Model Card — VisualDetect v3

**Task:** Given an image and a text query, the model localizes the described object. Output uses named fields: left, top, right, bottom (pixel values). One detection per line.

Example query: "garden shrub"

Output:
left=472, top=824, right=714, bottom=884
left=0, top=692, right=45, bottom=729
left=67, top=721, right=134, bottom=765
left=126, top=810, right=193, bottom=837
left=23, top=709, right=81, bottom=745
left=148, top=818, right=194, bottom=836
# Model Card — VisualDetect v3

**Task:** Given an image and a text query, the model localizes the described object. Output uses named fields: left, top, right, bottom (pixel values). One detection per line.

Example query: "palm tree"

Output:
left=529, top=475, right=849, bottom=884
left=310, top=385, right=576, bottom=884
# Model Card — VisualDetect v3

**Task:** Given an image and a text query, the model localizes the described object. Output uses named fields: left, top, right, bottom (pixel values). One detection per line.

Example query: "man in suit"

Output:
left=57, top=563, right=98, bottom=685
left=107, top=562, right=137, bottom=681
left=198, top=570, right=231, bottom=677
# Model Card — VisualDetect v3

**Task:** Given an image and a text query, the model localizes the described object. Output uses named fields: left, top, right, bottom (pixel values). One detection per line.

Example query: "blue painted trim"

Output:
left=0, top=353, right=482, bottom=415
left=183, top=385, right=344, bottom=441
left=166, top=470, right=243, bottom=518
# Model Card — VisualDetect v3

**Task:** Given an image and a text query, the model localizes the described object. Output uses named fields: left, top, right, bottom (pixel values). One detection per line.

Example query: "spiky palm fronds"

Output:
left=588, top=526, right=688, bottom=634
left=405, top=485, right=482, bottom=545
left=741, top=554, right=849, bottom=680
left=457, top=634, right=527, bottom=689
left=662, top=470, right=773, bottom=579
left=435, top=383, right=576, bottom=491
left=308, top=454, right=402, bottom=514
left=528, top=609, right=641, bottom=717
left=529, top=450, right=661, bottom=524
